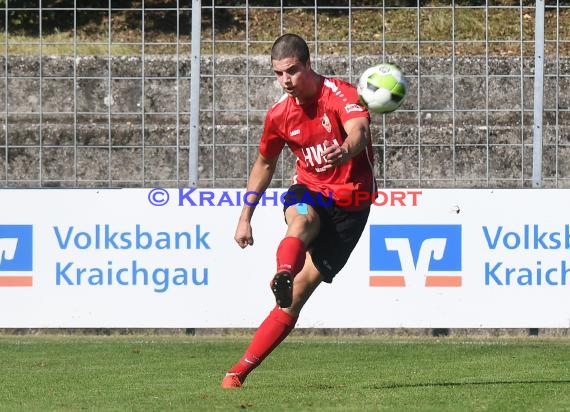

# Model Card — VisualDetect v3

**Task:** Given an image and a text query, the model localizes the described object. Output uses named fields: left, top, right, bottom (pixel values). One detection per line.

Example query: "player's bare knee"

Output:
left=286, top=213, right=320, bottom=237
left=291, top=214, right=316, bottom=230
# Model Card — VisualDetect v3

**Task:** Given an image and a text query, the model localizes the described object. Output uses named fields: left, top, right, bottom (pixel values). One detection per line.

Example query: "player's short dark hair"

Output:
left=271, top=34, right=310, bottom=64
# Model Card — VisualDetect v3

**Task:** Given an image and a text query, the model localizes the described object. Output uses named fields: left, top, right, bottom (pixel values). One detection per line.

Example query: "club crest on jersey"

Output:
left=321, top=113, right=332, bottom=133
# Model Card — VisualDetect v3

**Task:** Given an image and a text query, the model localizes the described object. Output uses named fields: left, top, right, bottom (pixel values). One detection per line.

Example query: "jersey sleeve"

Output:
left=335, top=81, right=370, bottom=124
left=259, top=109, right=286, bottom=159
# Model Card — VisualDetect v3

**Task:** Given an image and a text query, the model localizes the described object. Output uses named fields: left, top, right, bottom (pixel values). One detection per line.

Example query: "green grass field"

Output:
left=0, top=335, right=569, bottom=411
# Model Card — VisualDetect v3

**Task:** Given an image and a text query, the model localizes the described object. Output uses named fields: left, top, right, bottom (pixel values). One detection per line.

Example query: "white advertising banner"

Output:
left=0, top=188, right=568, bottom=328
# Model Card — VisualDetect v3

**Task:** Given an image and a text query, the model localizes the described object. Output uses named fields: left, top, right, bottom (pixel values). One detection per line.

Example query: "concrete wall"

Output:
left=1, top=55, right=568, bottom=188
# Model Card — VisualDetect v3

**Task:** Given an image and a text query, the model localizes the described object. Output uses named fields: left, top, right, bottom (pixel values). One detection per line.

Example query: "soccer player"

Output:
left=221, top=33, right=376, bottom=388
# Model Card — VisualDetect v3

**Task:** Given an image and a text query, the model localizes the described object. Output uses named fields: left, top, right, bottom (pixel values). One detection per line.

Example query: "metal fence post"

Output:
left=189, top=0, right=201, bottom=188
left=532, top=0, right=545, bottom=188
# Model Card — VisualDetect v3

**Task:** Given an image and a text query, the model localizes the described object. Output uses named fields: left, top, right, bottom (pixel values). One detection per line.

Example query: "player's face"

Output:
left=272, top=57, right=313, bottom=102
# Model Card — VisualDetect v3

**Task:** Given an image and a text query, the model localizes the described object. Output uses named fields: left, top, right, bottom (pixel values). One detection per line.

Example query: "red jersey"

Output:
left=259, top=76, right=376, bottom=211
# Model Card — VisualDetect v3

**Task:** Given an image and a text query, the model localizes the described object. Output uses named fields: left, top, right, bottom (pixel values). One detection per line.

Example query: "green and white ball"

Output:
left=357, top=63, right=407, bottom=114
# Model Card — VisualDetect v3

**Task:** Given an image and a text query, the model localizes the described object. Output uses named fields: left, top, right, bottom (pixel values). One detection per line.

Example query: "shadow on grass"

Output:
left=365, top=379, right=570, bottom=390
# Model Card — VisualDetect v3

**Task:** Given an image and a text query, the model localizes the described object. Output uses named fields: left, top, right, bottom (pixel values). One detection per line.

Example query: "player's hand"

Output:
left=322, top=140, right=349, bottom=170
left=234, top=219, right=254, bottom=248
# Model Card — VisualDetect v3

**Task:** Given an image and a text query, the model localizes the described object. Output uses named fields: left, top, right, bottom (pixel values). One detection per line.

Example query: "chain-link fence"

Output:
left=1, top=1, right=568, bottom=188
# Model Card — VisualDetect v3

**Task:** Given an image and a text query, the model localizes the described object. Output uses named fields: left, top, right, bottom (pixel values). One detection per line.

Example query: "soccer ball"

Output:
left=357, top=63, right=407, bottom=114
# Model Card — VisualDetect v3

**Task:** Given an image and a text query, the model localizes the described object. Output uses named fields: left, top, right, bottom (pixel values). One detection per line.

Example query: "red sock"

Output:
left=276, top=236, right=306, bottom=276
left=227, top=306, right=297, bottom=382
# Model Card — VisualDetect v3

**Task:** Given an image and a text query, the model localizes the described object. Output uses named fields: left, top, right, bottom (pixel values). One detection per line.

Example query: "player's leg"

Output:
left=222, top=204, right=371, bottom=388
left=271, top=201, right=320, bottom=308
left=221, top=254, right=323, bottom=388
left=221, top=305, right=297, bottom=388
left=222, top=186, right=324, bottom=389
left=282, top=252, right=323, bottom=318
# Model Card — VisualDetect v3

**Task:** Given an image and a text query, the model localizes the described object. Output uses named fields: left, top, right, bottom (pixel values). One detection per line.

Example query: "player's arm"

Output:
left=323, top=116, right=371, bottom=168
left=234, top=153, right=279, bottom=248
